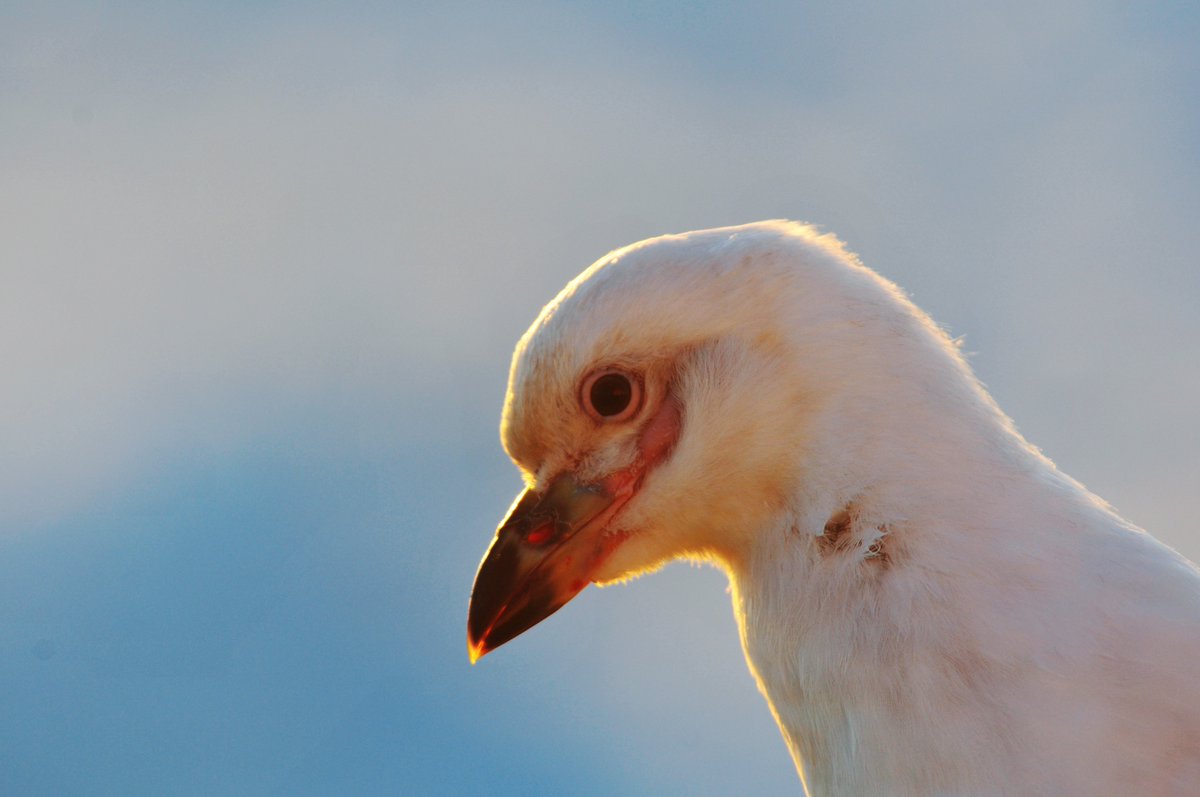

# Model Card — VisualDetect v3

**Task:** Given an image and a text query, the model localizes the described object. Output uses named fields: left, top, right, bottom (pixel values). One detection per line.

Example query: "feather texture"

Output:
left=494, top=221, right=1200, bottom=796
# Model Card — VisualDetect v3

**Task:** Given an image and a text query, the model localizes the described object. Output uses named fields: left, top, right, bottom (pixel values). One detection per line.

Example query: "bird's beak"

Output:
left=467, top=472, right=630, bottom=662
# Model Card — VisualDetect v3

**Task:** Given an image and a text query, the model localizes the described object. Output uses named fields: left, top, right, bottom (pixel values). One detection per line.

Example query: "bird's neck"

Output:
left=731, top=521, right=1008, bottom=796
left=727, top=390, right=1088, bottom=796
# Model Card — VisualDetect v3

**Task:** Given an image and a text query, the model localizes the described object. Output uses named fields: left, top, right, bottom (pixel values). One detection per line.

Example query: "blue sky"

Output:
left=2, top=2, right=1198, bottom=794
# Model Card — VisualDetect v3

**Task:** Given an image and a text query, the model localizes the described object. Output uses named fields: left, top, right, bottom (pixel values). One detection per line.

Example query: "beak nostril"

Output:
left=525, top=522, right=555, bottom=546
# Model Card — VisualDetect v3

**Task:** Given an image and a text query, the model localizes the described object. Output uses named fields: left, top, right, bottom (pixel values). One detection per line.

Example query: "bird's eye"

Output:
left=581, top=369, right=641, bottom=422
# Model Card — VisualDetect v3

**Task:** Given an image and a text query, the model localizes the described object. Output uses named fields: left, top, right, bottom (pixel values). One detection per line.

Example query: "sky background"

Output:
left=2, top=2, right=1198, bottom=795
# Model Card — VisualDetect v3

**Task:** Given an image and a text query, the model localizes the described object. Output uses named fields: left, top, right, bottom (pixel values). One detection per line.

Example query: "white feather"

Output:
left=501, top=221, right=1200, bottom=796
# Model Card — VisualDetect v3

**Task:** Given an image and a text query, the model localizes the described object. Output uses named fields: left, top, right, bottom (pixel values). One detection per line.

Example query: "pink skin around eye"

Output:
left=597, top=393, right=681, bottom=498
left=637, top=394, right=681, bottom=466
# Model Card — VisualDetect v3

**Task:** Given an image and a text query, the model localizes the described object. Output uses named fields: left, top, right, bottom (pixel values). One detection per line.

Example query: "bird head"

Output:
left=467, top=221, right=954, bottom=661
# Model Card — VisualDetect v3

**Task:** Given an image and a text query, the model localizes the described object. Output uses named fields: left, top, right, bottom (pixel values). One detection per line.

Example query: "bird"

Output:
left=466, top=221, right=1200, bottom=796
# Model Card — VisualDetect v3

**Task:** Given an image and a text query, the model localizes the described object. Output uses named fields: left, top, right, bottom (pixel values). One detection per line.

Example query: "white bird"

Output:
left=467, top=221, right=1200, bottom=796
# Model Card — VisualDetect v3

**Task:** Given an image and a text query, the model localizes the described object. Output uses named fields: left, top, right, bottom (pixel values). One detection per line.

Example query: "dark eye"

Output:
left=581, top=369, right=641, bottom=422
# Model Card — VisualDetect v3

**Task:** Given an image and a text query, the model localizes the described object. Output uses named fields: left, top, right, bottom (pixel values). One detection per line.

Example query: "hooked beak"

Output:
left=467, top=472, right=632, bottom=662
